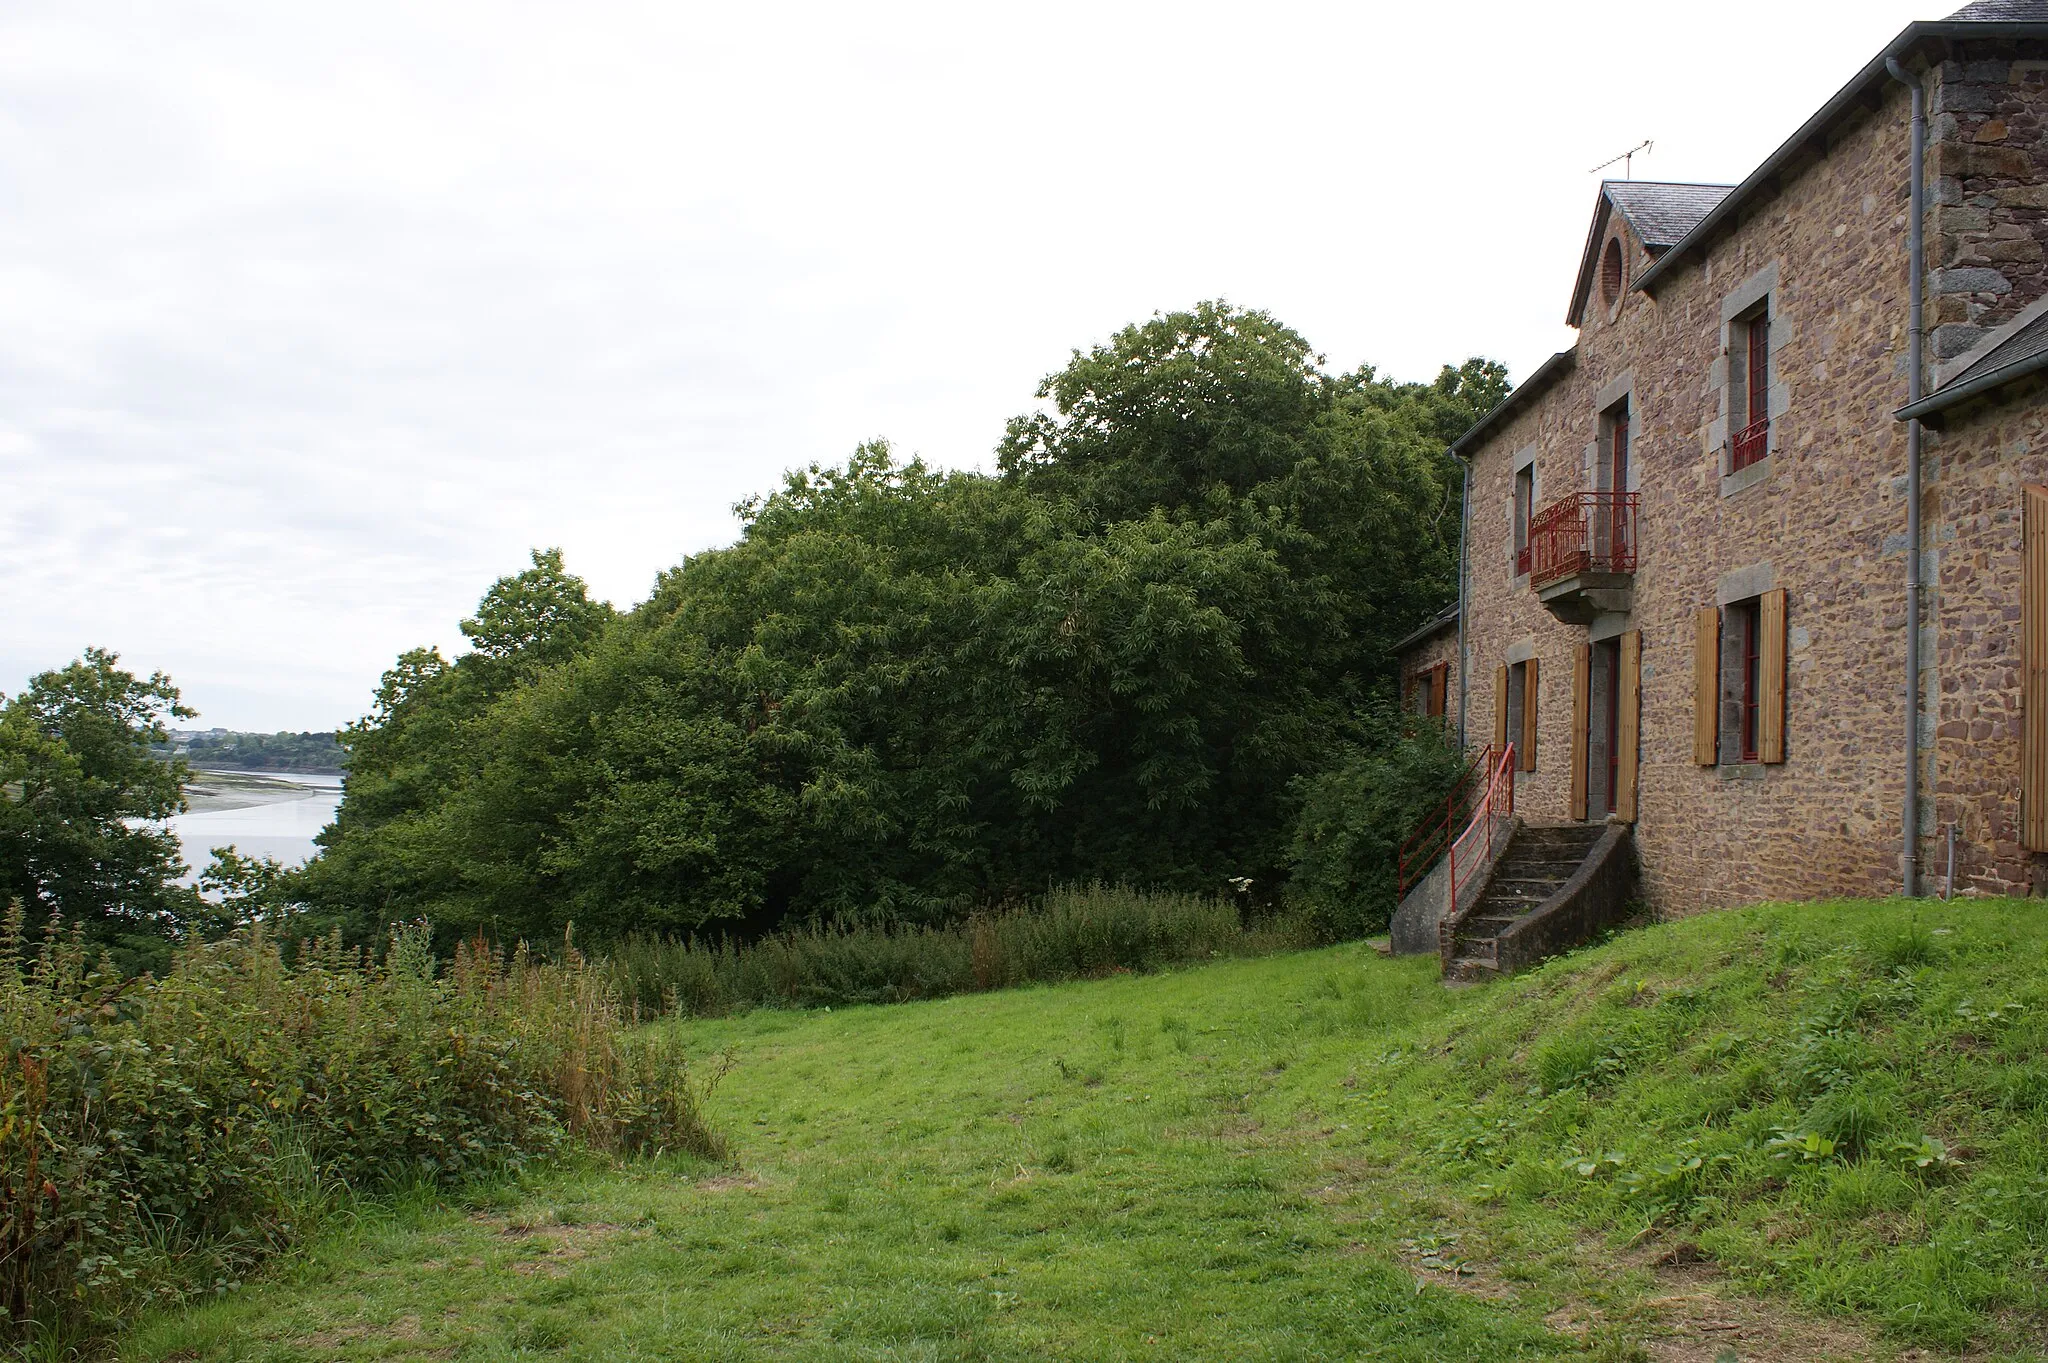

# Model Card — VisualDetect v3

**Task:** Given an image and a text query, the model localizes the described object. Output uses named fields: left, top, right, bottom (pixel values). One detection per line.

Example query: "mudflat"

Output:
left=182, top=769, right=338, bottom=815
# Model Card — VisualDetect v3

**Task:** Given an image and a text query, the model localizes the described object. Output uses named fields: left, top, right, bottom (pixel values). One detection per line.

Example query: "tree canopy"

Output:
left=300, top=304, right=1507, bottom=947
left=0, top=649, right=198, bottom=965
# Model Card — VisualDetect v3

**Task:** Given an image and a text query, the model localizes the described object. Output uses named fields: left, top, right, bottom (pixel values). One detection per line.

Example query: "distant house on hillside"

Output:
left=1395, top=0, right=2048, bottom=975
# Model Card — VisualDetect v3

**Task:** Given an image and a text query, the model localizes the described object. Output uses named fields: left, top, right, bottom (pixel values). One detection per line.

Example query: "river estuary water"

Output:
left=167, top=771, right=344, bottom=874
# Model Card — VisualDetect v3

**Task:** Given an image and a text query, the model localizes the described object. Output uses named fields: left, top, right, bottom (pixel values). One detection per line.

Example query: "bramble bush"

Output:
left=1285, top=711, right=1469, bottom=939
left=0, top=907, right=723, bottom=1344
left=602, top=883, right=1312, bottom=1016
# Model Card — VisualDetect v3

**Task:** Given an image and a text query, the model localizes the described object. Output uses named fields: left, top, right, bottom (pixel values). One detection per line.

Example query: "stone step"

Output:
left=1503, top=857, right=1589, bottom=876
left=1445, top=954, right=1501, bottom=982
left=1489, top=874, right=1573, bottom=891
left=1509, top=840, right=1601, bottom=860
left=1490, top=880, right=1564, bottom=900
left=1513, top=834, right=1603, bottom=852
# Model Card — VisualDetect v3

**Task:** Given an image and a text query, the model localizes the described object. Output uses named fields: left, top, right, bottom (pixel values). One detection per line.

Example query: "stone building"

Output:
left=1402, top=0, right=2048, bottom=916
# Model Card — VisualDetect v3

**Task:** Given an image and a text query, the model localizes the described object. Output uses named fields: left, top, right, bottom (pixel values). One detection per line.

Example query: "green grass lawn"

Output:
left=121, top=899, right=2048, bottom=1362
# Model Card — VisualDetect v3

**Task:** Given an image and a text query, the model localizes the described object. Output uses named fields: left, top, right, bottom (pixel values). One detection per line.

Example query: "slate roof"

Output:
left=1634, top=3, right=2048, bottom=297
left=1604, top=182, right=1737, bottom=252
left=1953, top=312, right=2048, bottom=385
left=1897, top=300, right=2048, bottom=420
left=1567, top=182, right=1736, bottom=325
left=1947, top=0, right=2048, bottom=19
left=1393, top=602, right=1460, bottom=654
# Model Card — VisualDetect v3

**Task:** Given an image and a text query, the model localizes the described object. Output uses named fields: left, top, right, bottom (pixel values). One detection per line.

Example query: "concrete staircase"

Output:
left=1443, top=822, right=1608, bottom=982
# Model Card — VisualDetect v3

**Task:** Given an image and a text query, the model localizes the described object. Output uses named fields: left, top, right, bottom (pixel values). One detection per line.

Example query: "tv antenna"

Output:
left=1589, top=139, right=1654, bottom=179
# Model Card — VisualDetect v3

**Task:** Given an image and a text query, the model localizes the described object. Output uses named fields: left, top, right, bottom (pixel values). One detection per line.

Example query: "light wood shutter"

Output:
left=1494, top=664, right=1509, bottom=753
left=1432, top=663, right=1449, bottom=720
left=1569, top=645, right=1590, bottom=821
left=1694, top=606, right=1721, bottom=766
left=1759, top=587, right=1788, bottom=764
left=1616, top=630, right=1642, bottom=822
left=1521, top=657, right=1540, bottom=771
left=2025, top=486, right=2048, bottom=850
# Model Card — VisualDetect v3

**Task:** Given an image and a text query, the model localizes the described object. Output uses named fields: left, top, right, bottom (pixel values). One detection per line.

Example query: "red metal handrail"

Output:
left=1529, top=491, right=1639, bottom=589
left=1731, top=417, right=1769, bottom=472
left=1448, top=743, right=1515, bottom=921
left=1395, top=745, right=1492, bottom=899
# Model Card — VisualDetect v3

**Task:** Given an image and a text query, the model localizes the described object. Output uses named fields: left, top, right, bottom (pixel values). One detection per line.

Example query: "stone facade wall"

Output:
left=1442, top=46, right=2048, bottom=916
left=1925, top=373, right=2048, bottom=896
left=1930, top=41, right=2048, bottom=368
left=1399, top=626, right=1462, bottom=730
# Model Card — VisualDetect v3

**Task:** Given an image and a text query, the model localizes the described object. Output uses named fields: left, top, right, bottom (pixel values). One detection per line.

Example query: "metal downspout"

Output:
left=1455, top=451, right=1471, bottom=751
left=1889, top=56, right=1927, bottom=897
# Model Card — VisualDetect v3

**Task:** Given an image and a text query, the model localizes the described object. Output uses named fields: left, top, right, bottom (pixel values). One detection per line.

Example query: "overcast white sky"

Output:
left=1, top=0, right=1931, bottom=731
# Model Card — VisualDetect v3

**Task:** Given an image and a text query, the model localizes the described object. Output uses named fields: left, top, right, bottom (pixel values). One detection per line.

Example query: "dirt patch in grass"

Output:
left=290, top=1313, right=425, bottom=1351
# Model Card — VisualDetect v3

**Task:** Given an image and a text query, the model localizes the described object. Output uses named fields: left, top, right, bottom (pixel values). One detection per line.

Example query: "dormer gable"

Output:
left=1567, top=180, right=1736, bottom=327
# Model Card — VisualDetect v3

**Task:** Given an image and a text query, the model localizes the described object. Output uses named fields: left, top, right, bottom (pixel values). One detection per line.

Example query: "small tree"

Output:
left=0, top=649, right=199, bottom=962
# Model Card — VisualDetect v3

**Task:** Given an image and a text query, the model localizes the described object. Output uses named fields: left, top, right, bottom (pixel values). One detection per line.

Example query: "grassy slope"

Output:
left=122, top=899, right=2048, bottom=1362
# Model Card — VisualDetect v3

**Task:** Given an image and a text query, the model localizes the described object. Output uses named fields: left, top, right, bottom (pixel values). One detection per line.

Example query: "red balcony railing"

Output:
left=1731, top=417, right=1769, bottom=472
left=1529, top=490, right=1638, bottom=589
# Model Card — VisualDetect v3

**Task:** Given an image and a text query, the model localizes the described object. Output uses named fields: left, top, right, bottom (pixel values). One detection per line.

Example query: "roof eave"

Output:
left=1566, top=194, right=1616, bottom=327
left=1450, top=349, right=1578, bottom=457
left=1895, top=346, right=2048, bottom=421
left=1633, top=19, right=2048, bottom=298
left=1392, top=607, right=1460, bottom=653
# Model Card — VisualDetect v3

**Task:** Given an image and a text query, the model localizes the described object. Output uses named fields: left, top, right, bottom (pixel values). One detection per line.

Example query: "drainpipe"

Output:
left=1455, top=450, right=1472, bottom=751
left=1889, top=55, right=1926, bottom=898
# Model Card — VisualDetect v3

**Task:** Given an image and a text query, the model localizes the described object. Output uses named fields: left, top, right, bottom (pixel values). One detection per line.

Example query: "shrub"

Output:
left=604, top=883, right=1307, bottom=1017
left=0, top=910, right=722, bottom=1342
left=1285, top=712, right=1469, bottom=940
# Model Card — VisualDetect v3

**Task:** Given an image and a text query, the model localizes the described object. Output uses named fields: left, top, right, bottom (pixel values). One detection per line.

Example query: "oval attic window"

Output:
left=1600, top=238, right=1624, bottom=307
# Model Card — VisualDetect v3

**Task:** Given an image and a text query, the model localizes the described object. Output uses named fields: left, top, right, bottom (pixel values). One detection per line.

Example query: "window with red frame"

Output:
left=1732, top=305, right=1770, bottom=472
left=1737, top=597, right=1762, bottom=760
left=1513, top=464, right=1534, bottom=576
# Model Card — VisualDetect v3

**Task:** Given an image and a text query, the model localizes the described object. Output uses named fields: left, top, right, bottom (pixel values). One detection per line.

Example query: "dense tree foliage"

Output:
left=162, top=729, right=346, bottom=771
left=302, top=304, right=1507, bottom=947
left=0, top=649, right=198, bottom=965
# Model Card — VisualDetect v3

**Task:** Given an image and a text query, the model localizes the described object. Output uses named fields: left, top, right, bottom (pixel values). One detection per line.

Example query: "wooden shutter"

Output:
left=1521, top=657, right=1540, bottom=771
left=1494, top=664, right=1508, bottom=752
left=1569, top=646, right=1590, bottom=820
left=1431, top=663, right=1449, bottom=720
left=1616, top=630, right=1642, bottom=822
left=1759, top=587, right=1788, bottom=763
left=2026, top=486, right=2048, bottom=850
left=1694, top=606, right=1720, bottom=765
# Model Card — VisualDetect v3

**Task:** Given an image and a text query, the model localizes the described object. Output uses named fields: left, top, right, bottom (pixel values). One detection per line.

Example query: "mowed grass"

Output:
left=121, top=899, right=2048, bottom=1362
left=118, top=949, right=1572, bottom=1362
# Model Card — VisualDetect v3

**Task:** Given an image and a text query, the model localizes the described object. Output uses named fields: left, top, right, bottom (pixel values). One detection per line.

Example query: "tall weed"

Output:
left=0, top=908, right=722, bottom=1341
left=605, top=883, right=1307, bottom=1016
